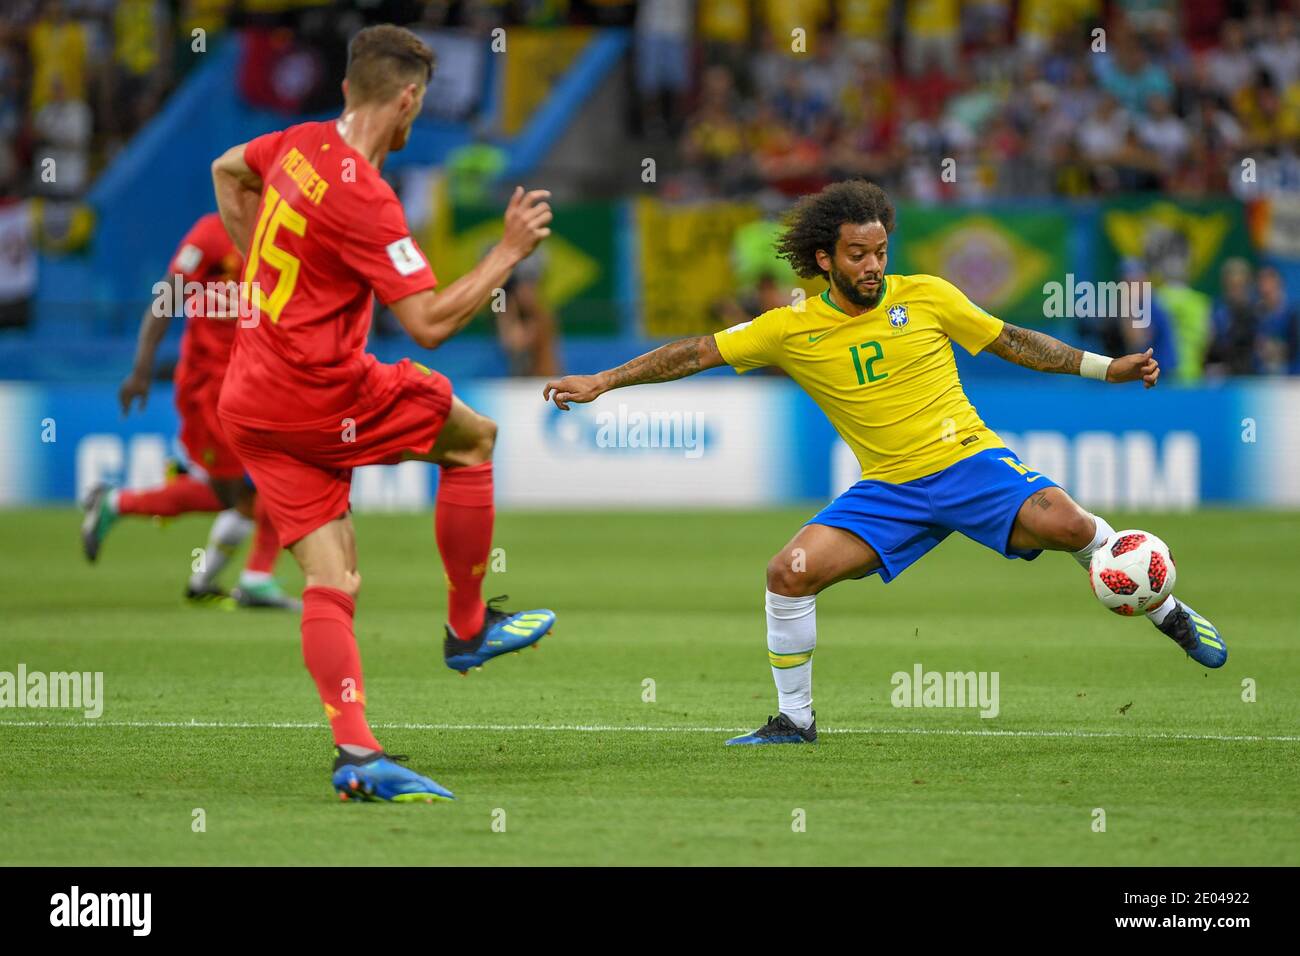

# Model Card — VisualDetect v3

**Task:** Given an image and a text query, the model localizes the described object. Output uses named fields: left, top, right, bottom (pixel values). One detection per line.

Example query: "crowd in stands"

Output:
left=632, top=0, right=1300, bottom=377
left=637, top=0, right=1300, bottom=202
left=5, top=0, right=1299, bottom=205
left=1, top=0, right=1298, bottom=378
left=1206, top=257, right=1299, bottom=375
left=1085, top=234, right=1299, bottom=381
left=0, top=0, right=202, bottom=205
left=0, top=0, right=643, bottom=211
left=1, top=0, right=219, bottom=328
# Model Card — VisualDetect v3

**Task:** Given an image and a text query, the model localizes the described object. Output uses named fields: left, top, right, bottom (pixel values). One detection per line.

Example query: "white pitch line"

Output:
left=0, top=719, right=1296, bottom=743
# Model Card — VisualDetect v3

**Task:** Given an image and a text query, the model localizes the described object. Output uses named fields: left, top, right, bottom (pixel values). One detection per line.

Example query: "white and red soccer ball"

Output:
left=1089, top=529, right=1176, bottom=616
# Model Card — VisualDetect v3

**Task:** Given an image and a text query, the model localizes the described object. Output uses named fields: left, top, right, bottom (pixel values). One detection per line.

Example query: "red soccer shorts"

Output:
left=175, top=367, right=245, bottom=481
left=222, top=359, right=453, bottom=546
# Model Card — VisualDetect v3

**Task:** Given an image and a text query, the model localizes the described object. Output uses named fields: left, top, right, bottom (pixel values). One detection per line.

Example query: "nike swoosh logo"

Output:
left=808, top=331, right=832, bottom=343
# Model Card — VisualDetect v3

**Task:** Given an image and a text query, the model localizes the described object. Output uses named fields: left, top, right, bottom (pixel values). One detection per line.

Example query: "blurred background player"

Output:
left=545, top=181, right=1226, bottom=746
left=80, top=211, right=298, bottom=611
left=493, top=247, right=560, bottom=377
left=212, top=25, right=555, bottom=802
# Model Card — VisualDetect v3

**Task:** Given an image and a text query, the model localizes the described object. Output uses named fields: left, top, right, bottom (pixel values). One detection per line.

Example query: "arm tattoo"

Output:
left=984, top=323, right=1083, bottom=375
left=603, top=335, right=719, bottom=389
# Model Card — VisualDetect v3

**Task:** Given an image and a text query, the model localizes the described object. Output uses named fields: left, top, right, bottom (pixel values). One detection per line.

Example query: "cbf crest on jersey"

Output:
left=888, top=304, right=909, bottom=328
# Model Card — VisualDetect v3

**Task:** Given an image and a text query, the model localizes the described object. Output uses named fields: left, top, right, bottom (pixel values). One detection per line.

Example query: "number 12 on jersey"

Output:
left=242, top=184, right=306, bottom=324
left=849, top=341, right=888, bottom=385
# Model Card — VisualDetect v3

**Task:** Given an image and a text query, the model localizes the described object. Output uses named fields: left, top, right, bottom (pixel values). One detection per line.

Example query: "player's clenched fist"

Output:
left=543, top=374, right=606, bottom=410
left=1106, top=347, right=1160, bottom=389
left=501, top=185, right=553, bottom=263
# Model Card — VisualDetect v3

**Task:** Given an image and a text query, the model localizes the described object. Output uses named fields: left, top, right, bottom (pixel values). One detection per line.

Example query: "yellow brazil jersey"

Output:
left=713, top=274, right=1005, bottom=485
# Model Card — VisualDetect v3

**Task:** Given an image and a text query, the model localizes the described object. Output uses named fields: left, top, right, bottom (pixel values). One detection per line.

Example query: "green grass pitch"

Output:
left=1, top=507, right=1297, bottom=866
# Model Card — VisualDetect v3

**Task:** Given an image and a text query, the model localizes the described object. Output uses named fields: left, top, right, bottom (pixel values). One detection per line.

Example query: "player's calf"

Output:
left=290, top=518, right=362, bottom=598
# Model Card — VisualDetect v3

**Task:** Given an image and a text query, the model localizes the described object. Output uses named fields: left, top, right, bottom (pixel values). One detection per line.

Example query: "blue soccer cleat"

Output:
left=726, top=712, right=817, bottom=746
left=332, top=751, right=455, bottom=803
left=1155, top=598, right=1227, bottom=669
left=444, top=595, right=555, bottom=674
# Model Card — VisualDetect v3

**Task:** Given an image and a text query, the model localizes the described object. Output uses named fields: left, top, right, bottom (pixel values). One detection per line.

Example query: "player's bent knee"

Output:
left=465, top=415, right=496, bottom=465
left=442, top=414, right=496, bottom=467
left=766, top=552, right=815, bottom=597
left=476, top=416, right=498, bottom=460
left=1055, top=508, right=1097, bottom=551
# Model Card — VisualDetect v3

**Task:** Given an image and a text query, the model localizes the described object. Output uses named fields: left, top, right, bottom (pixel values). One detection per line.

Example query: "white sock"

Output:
left=766, top=589, right=817, bottom=729
left=1071, top=513, right=1115, bottom=569
left=1146, top=595, right=1178, bottom=626
left=189, top=509, right=253, bottom=590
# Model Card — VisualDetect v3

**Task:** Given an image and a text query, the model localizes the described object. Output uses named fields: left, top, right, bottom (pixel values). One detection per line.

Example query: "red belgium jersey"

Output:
left=219, top=120, right=439, bottom=430
left=171, top=212, right=242, bottom=378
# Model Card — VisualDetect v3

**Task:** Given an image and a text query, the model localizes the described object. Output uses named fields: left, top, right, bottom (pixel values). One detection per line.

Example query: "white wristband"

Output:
left=1080, top=351, right=1112, bottom=381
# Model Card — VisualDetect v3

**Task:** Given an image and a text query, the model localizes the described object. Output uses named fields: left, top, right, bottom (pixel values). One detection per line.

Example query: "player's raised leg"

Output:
left=726, top=523, right=883, bottom=746
left=81, top=448, right=296, bottom=610
left=80, top=474, right=225, bottom=562
left=406, top=395, right=555, bottom=673
left=1009, top=486, right=1226, bottom=667
left=291, top=516, right=453, bottom=802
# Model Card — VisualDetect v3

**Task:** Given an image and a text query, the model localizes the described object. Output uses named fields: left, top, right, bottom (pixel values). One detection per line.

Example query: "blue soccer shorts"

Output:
left=809, top=447, right=1061, bottom=583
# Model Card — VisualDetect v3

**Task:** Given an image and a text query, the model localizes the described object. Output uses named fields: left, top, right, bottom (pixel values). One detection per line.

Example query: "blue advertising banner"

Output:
left=1, top=379, right=1297, bottom=510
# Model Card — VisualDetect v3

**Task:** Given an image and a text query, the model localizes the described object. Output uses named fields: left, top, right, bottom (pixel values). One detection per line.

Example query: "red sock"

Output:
left=436, top=462, right=494, bottom=639
left=244, top=497, right=282, bottom=574
left=301, top=587, right=380, bottom=751
left=117, top=475, right=224, bottom=516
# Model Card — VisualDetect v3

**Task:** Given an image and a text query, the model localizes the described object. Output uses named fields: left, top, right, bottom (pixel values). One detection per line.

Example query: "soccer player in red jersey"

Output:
left=81, top=212, right=298, bottom=610
left=211, top=25, right=555, bottom=802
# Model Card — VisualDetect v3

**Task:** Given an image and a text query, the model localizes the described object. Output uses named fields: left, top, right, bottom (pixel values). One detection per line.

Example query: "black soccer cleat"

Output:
left=725, top=711, right=818, bottom=745
left=185, top=584, right=235, bottom=610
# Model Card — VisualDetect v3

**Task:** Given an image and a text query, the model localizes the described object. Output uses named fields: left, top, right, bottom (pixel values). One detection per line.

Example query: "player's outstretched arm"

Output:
left=391, top=187, right=552, bottom=350
left=543, top=335, right=725, bottom=410
left=984, top=322, right=1160, bottom=388
left=211, top=144, right=263, bottom=254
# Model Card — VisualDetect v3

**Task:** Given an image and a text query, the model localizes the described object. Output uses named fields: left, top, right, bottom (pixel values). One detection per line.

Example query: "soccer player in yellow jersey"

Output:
left=544, top=181, right=1226, bottom=745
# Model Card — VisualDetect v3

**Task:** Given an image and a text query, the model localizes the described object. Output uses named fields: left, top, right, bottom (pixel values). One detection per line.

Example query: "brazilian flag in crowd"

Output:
left=889, top=205, right=1070, bottom=327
